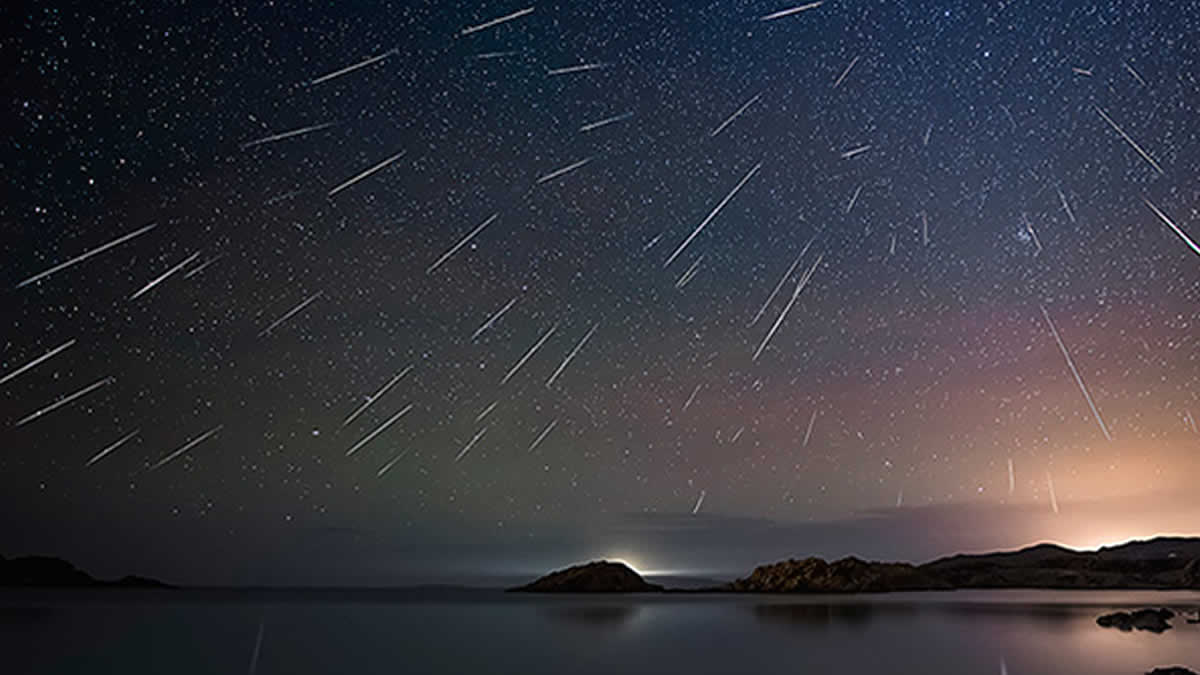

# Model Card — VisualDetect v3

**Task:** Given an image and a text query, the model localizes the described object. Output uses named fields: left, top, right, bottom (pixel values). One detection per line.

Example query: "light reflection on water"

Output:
left=2, top=590, right=1199, bottom=674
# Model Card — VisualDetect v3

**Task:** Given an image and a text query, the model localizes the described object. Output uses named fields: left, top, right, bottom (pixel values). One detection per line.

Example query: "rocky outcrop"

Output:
left=0, top=555, right=171, bottom=588
left=1096, top=608, right=1175, bottom=632
left=1, top=556, right=98, bottom=586
left=523, top=538, right=1200, bottom=595
left=728, top=557, right=952, bottom=593
left=917, top=539, right=1200, bottom=590
left=511, top=561, right=664, bottom=593
left=720, top=538, right=1200, bottom=594
left=1145, top=668, right=1197, bottom=675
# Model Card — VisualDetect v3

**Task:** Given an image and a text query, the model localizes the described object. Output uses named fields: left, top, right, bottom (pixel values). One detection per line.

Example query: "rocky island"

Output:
left=0, top=554, right=172, bottom=588
left=511, top=560, right=664, bottom=593
left=728, top=556, right=951, bottom=593
left=1097, top=608, right=1175, bottom=633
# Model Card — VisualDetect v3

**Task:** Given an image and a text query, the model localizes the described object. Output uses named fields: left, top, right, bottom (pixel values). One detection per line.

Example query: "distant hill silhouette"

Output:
left=730, top=556, right=951, bottom=593
left=0, top=554, right=172, bottom=588
left=511, top=560, right=663, bottom=592
left=731, top=537, right=1200, bottom=593
left=520, top=538, right=1200, bottom=594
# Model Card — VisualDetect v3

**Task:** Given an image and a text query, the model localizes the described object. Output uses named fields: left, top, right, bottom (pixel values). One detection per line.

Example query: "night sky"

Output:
left=3, top=0, right=1199, bottom=586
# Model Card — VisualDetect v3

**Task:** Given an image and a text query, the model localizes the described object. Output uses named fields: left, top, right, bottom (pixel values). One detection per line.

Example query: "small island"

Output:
left=1097, top=608, right=1175, bottom=633
left=0, top=554, right=172, bottom=589
left=510, top=560, right=664, bottom=593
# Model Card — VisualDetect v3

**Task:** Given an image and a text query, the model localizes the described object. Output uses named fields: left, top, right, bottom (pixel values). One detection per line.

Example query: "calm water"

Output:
left=4, top=589, right=1200, bottom=674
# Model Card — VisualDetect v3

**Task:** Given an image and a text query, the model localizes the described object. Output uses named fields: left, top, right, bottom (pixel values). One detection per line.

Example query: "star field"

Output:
left=3, top=0, right=1199, bottom=583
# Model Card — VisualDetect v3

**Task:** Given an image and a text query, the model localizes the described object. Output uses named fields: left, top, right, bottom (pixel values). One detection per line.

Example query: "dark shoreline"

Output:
left=516, top=538, right=1200, bottom=594
left=9, top=536, right=1200, bottom=594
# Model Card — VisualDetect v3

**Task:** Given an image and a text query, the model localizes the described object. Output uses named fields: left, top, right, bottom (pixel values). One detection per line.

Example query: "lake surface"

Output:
left=3, top=589, right=1200, bottom=674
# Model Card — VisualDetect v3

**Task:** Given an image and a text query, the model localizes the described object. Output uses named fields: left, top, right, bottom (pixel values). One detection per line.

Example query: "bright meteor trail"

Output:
left=1039, top=305, right=1112, bottom=442
left=17, top=222, right=158, bottom=288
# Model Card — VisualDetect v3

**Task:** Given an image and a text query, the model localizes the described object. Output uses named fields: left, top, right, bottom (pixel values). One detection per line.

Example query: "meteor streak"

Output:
left=472, top=296, right=519, bottom=340
left=502, top=324, right=557, bottom=385
left=309, top=49, right=398, bottom=86
left=527, top=418, right=558, bottom=453
left=86, top=429, right=140, bottom=467
left=753, top=255, right=822, bottom=361
left=760, top=2, right=823, bottom=20
left=1095, top=105, right=1165, bottom=175
left=1039, top=305, right=1112, bottom=441
left=0, top=339, right=76, bottom=387
left=150, top=425, right=223, bottom=471
left=427, top=213, right=499, bottom=273
left=580, top=111, right=634, bottom=133
left=240, top=122, right=335, bottom=150
left=535, top=157, right=593, bottom=184
left=833, top=55, right=860, bottom=88
left=664, top=162, right=762, bottom=267
left=710, top=93, right=762, bottom=138
left=455, top=427, right=488, bottom=462
left=346, top=404, right=414, bottom=457
left=546, top=63, right=608, bottom=76
left=17, top=222, right=158, bottom=288
left=15, top=376, right=114, bottom=427
left=328, top=151, right=406, bottom=196
left=460, top=7, right=535, bottom=36
left=751, top=236, right=817, bottom=326
left=546, top=323, right=598, bottom=387
left=342, top=366, right=414, bottom=427
left=1143, top=198, right=1200, bottom=258
left=258, top=291, right=324, bottom=337
left=129, top=251, right=201, bottom=300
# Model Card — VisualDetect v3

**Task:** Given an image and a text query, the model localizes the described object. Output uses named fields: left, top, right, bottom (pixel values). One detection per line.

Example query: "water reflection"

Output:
left=936, top=602, right=1077, bottom=631
left=750, top=598, right=1095, bottom=633
left=4, top=590, right=1199, bottom=675
left=541, top=603, right=641, bottom=629
left=752, top=602, right=916, bottom=629
left=0, top=606, right=56, bottom=627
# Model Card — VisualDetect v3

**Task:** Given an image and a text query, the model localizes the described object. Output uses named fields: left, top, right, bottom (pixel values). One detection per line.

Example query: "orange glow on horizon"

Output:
left=996, top=531, right=1200, bottom=554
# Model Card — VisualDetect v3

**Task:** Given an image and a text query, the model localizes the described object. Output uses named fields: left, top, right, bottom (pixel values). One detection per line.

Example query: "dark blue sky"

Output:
left=2, top=0, right=1199, bottom=585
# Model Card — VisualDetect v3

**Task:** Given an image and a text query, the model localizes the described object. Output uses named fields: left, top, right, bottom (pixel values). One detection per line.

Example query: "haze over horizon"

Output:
left=3, top=1, right=1199, bottom=588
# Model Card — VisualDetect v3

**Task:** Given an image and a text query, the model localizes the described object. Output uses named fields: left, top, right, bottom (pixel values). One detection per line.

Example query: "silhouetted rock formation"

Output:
left=1096, top=608, right=1175, bottom=632
left=0, top=555, right=95, bottom=587
left=723, top=538, right=1200, bottom=593
left=1146, top=668, right=1197, bottom=675
left=919, top=538, right=1200, bottom=590
left=521, top=537, right=1200, bottom=594
left=729, top=557, right=951, bottom=593
left=511, top=561, right=664, bottom=593
left=0, top=555, right=171, bottom=588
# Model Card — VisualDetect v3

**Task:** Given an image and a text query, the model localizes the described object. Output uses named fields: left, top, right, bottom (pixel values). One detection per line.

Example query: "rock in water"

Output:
left=511, top=560, right=664, bottom=593
left=1096, top=608, right=1175, bottom=632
